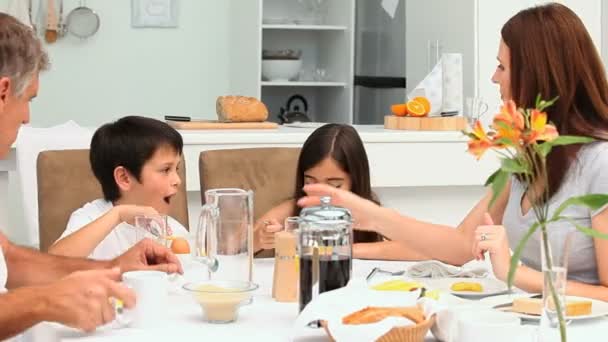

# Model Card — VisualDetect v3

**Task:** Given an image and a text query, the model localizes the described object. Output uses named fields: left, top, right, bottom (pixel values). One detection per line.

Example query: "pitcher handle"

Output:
left=195, top=204, right=219, bottom=273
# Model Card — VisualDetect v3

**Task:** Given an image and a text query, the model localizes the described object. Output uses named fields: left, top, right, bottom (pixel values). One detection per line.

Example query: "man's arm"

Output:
left=0, top=286, right=47, bottom=340
left=0, top=233, right=110, bottom=288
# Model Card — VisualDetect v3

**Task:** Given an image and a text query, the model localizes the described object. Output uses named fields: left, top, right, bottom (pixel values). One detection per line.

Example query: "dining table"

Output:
left=25, top=258, right=608, bottom=342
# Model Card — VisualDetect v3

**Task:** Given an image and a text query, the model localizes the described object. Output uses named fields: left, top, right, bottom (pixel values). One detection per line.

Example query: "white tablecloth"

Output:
left=26, top=259, right=608, bottom=342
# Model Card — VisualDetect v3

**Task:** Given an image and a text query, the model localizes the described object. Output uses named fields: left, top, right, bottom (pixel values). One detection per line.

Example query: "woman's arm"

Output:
left=48, top=205, right=158, bottom=257
left=253, top=200, right=295, bottom=253
left=475, top=206, right=608, bottom=301
left=299, top=183, right=510, bottom=266
left=354, top=240, right=429, bottom=261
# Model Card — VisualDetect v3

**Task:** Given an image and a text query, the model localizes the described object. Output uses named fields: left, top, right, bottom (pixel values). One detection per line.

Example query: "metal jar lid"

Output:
left=299, top=196, right=352, bottom=226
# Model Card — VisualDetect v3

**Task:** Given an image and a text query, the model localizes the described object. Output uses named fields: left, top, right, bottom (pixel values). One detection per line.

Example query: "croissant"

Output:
left=342, top=306, right=425, bottom=325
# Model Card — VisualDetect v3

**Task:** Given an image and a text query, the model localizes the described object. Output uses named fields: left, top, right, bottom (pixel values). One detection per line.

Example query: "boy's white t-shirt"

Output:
left=60, top=199, right=189, bottom=260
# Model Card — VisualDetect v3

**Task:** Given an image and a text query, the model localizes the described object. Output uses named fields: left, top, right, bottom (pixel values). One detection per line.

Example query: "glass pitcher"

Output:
left=196, top=188, right=254, bottom=282
left=298, top=196, right=353, bottom=312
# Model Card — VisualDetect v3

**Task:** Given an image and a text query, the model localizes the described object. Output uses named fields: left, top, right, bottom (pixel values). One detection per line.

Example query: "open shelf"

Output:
left=262, top=24, right=348, bottom=31
left=261, top=81, right=347, bottom=87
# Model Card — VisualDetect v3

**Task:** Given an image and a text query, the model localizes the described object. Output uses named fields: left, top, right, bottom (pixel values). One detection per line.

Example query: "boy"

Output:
left=49, top=116, right=189, bottom=260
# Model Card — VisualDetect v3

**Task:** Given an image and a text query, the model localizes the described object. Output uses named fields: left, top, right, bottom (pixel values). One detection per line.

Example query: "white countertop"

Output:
left=178, top=125, right=469, bottom=145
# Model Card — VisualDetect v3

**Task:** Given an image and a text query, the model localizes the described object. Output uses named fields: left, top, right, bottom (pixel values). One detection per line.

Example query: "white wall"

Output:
left=477, top=0, right=602, bottom=120
left=1, top=0, right=232, bottom=127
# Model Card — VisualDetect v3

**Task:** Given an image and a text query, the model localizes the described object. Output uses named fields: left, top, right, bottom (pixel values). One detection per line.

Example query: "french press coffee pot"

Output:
left=298, top=196, right=353, bottom=312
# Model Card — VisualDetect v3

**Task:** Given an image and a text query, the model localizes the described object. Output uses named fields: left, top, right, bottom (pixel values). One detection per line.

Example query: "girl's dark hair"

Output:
left=293, top=124, right=382, bottom=243
left=502, top=3, right=608, bottom=199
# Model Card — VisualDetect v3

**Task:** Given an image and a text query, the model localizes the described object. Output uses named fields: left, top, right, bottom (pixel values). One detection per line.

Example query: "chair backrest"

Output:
left=199, top=148, right=300, bottom=221
left=37, top=149, right=189, bottom=252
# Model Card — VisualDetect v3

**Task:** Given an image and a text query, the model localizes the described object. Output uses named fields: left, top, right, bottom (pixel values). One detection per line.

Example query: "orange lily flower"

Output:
left=468, top=139, right=492, bottom=159
left=494, top=100, right=525, bottom=131
left=527, top=109, right=559, bottom=142
left=468, top=120, right=493, bottom=159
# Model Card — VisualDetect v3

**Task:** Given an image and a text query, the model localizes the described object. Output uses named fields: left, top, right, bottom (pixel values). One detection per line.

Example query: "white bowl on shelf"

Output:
left=262, top=59, right=302, bottom=82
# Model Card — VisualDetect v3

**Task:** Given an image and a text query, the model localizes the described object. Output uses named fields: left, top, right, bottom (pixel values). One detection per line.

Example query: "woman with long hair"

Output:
left=299, top=3, right=608, bottom=301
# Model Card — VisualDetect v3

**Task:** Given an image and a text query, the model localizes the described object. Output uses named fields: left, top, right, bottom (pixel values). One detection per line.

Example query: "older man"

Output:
left=0, top=13, right=182, bottom=340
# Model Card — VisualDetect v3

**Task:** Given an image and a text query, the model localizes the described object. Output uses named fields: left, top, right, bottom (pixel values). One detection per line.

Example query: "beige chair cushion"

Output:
left=37, top=149, right=189, bottom=252
left=199, top=148, right=300, bottom=257
left=199, top=148, right=300, bottom=219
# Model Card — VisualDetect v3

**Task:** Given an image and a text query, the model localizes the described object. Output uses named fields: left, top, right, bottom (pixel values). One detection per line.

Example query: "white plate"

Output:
left=480, top=294, right=608, bottom=321
left=421, top=277, right=511, bottom=299
left=282, top=122, right=327, bottom=129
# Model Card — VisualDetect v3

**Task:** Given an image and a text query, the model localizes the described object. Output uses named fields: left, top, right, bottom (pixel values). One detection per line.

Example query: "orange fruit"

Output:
left=412, top=96, right=431, bottom=114
left=406, top=100, right=427, bottom=117
left=391, top=103, right=408, bottom=117
left=171, top=237, right=191, bottom=254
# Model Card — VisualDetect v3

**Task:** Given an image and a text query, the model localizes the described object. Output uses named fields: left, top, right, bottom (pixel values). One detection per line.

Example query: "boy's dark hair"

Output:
left=90, top=116, right=183, bottom=202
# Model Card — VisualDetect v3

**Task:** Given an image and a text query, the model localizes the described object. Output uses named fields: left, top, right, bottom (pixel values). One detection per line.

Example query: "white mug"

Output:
left=451, top=309, right=522, bottom=342
left=121, top=270, right=168, bottom=329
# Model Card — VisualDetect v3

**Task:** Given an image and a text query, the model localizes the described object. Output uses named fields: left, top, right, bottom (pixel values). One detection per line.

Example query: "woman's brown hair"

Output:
left=293, top=124, right=382, bottom=243
left=502, top=3, right=608, bottom=198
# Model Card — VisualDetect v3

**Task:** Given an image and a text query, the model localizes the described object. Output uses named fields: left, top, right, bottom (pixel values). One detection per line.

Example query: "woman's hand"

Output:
left=254, top=219, right=283, bottom=251
left=473, top=213, right=512, bottom=280
left=297, top=183, right=382, bottom=232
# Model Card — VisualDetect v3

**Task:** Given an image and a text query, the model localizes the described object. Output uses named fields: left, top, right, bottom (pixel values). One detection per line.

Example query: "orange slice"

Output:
left=390, top=103, right=408, bottom=117
left=412, top=96, right=431, bottom=114
left=406, top=100, right=427, bottom=117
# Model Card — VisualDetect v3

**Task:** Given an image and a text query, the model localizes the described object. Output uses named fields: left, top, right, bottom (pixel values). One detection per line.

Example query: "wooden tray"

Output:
left=167, top=120, right=278, bottom=130
left=384, top=115, right=466, bottom=131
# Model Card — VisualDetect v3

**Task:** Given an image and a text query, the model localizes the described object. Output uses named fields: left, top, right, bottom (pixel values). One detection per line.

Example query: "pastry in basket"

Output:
left=342, top=306, right=425, bottom=325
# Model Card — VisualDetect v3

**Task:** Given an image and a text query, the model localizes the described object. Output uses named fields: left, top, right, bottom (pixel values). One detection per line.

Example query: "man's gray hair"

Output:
left=0, top=13, right=49, bottom=96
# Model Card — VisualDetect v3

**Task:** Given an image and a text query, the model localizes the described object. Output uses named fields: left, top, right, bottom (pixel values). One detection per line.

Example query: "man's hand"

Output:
left=112, top=238, right=183, bottom=275
left=42, top=268, right=135, bottom=332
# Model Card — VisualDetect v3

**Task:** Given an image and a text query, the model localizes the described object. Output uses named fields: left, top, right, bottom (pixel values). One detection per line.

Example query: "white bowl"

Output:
left=262, top=59, right=302, bottom=81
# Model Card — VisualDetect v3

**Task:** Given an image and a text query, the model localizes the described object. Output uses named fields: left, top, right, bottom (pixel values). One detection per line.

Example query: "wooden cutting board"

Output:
left=167, top=120, right=279, bottom=130
left=384, top=115, right=467, bottom=131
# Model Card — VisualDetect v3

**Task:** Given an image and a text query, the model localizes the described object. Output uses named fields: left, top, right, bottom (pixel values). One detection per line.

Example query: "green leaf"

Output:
left=508, top=222, right=540, bottom=288
left=535, top=94, right=542, bottom=109
left=484, top=168, right=501, bottom=187
left=538, top=135, right=595, bottom=157
left=494, top=137, right=517, bottom=148
left=489, top=170, right=510, bottom=208
left=501, top=158, right=529, bottom=174
left=552, top=194, right=608, bottom=220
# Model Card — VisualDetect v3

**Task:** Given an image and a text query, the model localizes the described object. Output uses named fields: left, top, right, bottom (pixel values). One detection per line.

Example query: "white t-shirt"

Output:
left=60, top=199, right=189, bottom=260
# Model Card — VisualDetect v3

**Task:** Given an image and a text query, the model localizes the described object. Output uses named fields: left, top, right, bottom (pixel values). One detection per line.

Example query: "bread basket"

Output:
left=324, top=314, right=436, bottom=342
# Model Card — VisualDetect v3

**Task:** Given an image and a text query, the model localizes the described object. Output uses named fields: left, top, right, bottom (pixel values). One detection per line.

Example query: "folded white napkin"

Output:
left=294, top=278, right=445, bottom=342
left=407, top=260, right=488, bottom=278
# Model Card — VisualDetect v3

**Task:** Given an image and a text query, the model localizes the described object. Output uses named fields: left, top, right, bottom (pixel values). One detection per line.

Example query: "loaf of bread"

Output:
left=216, top=96, right=269, bottom=122
left=342, top=306, right=425, bottom=325
left=511, top=297, right=592, bottom=316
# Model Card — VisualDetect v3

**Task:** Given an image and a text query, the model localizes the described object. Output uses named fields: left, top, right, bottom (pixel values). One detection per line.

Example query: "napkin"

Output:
left=408, top=53, right=463, bottom=116
left=407, top=260, right=489, bottom=278
left=294, top=279, right=445, bottom=342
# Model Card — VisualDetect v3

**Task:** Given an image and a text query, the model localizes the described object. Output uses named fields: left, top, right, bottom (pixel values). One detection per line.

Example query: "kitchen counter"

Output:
left=2, top=125, right=498, bottom=245
left=177, top=125, right=497, bottom=192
